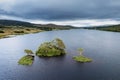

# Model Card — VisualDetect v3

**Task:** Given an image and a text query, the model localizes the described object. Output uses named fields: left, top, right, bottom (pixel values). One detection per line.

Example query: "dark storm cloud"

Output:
left=1, top=0, right=120, bottom=20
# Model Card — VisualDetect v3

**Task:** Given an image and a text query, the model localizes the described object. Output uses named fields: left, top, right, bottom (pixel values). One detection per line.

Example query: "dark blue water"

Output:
left=0, top=29, right=120, bottom=80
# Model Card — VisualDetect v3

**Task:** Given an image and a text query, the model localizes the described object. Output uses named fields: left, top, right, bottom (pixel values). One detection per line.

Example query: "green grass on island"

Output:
left=73, top=56, right=92, bottom=63
left=36, top=38, right=66, bottom=57
left=18, top=55, right=34, bottom=65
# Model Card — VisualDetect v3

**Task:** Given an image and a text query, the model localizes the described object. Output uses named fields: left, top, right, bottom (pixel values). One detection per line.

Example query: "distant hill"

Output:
left=0, top=20, right=74, bottom=29
left=1, top=19, right=120, bottom=32
left=0, top=20, right=75, bottom=31
left=0, top=19, right=75, bottom=38
left=83, top=24, right=120, bottom=32
left=0, top=19, right=120, bottom=32
left=0, top=20, right=34, bottom=27
left=35, top=23, right=74, bottom=28
left=35, top=23, right=74, bottom=30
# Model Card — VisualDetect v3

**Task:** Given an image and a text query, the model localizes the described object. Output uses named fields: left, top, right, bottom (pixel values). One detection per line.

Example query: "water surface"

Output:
left=0, top=29, right=120, bottom=80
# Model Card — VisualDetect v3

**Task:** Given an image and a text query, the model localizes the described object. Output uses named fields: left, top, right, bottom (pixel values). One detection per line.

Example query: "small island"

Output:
left=18, top=38, right=66, bottom=66
left=18, top=49, right=34, bottom=65
left=36, top=38, right=66, bottom=57
left=73, top=56, right=92, bottom=63
left=18, top=55, right=34, bottom=65
left=73, top=48, right=92, bottom=63
left=18, top=40, right=92, bottom=66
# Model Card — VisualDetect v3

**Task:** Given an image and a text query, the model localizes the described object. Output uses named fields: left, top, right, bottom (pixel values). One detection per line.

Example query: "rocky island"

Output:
left=36, top=38, right=66, bottom=57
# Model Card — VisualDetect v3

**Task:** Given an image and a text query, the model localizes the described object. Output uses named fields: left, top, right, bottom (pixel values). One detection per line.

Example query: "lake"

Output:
left=0, top=29, right=120, bottom=80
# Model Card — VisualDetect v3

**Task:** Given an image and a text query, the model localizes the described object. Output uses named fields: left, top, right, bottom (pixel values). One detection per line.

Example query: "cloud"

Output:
left=0, top=0, right=120, bottom=20
left=0, top=0, right=120, bottom=27
left=0, top=0, right=16, bottom=12
left=31, top=19, right=120, bottom=27
left=1, top=15, right=120, bottom=27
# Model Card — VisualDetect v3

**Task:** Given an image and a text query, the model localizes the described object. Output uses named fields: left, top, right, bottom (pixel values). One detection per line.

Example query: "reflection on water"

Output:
left=0, top=29, right=120, bottom=80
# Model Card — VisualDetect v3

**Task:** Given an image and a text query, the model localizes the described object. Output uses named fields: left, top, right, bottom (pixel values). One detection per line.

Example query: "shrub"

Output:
left=14, top=30, right=24, bottom=33
left=0, top=30, right=4, bottom=33
left=24, top=49, right=34, bottom=55
left=26, top=29, right=31, bottom=31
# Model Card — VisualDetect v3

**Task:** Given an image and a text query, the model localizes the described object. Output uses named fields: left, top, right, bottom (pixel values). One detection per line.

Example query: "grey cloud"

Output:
left=0, top=0, right=120, bottom=20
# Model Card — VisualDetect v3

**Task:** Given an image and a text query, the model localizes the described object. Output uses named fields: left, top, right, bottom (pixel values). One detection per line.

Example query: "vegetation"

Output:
left=14, top=30, right=24, bottom=33
left=73, top=48, right=92, bottom=63
left=0, top=20, right=74, bottom=39
left=18, top=55, right=34, bottom=65
left=35, top=24, right=74, bottom=31
left=0, top=34, right=6, bottom=38
left=52, top=38, right=66, bottom=49
left=18, top=49, right=34, bottom=65
left=36, top=38, right=66, bottom=57
left=83, top=25, right=120, bottom=32
left=73, top=56, right=92, bottom=63
left=0, top=27, right=43, bottom=38
left=18, top=38, right=66, bottom=65
left=24, top=49, right=34, bottom=55
left=26, top=29, right=31, bottom=31
left=0, top=30, right=4, bottom=33
left=78, top=48, right=84, bottom=56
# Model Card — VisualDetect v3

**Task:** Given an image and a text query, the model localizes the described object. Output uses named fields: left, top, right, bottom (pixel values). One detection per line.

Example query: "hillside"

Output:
left=82, top=24, right=120, bottom=32
left=35, top=24, right=74, bottom=30
left=0, top=20, right=74, bottom=38
left=0, top=20, right=40, bottom=38
left=0, top=20, right=74, bottom=30
left=0, top=20, right=34, bottom=27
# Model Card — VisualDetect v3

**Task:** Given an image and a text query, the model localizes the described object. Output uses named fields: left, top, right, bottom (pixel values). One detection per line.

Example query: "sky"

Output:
left=0, top=0, right=120, bottom=27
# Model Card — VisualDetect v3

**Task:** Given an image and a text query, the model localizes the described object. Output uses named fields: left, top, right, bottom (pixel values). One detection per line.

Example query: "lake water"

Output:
left=0, top=29, right=120, bottom=80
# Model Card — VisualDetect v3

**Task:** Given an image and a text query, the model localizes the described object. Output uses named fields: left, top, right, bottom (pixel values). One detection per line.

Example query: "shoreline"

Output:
left=0, top=29, right=70, bottom=39
left=0, top=30, right=43, bottom=39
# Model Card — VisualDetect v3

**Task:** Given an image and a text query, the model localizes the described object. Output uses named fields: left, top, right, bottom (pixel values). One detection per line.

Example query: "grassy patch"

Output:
left=73, top=56, right=92, bottom=63
left=0, top=27, right=43, bottom=39
left=18, top=55, right=34, bottom=65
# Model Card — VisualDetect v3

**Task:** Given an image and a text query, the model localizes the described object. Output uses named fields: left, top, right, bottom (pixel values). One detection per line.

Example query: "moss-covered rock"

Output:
left=18, top=55, right=34, bottom=65
left=73, top=56, right=92, bottom=63
left=36, top=38, right=66, bottom=57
